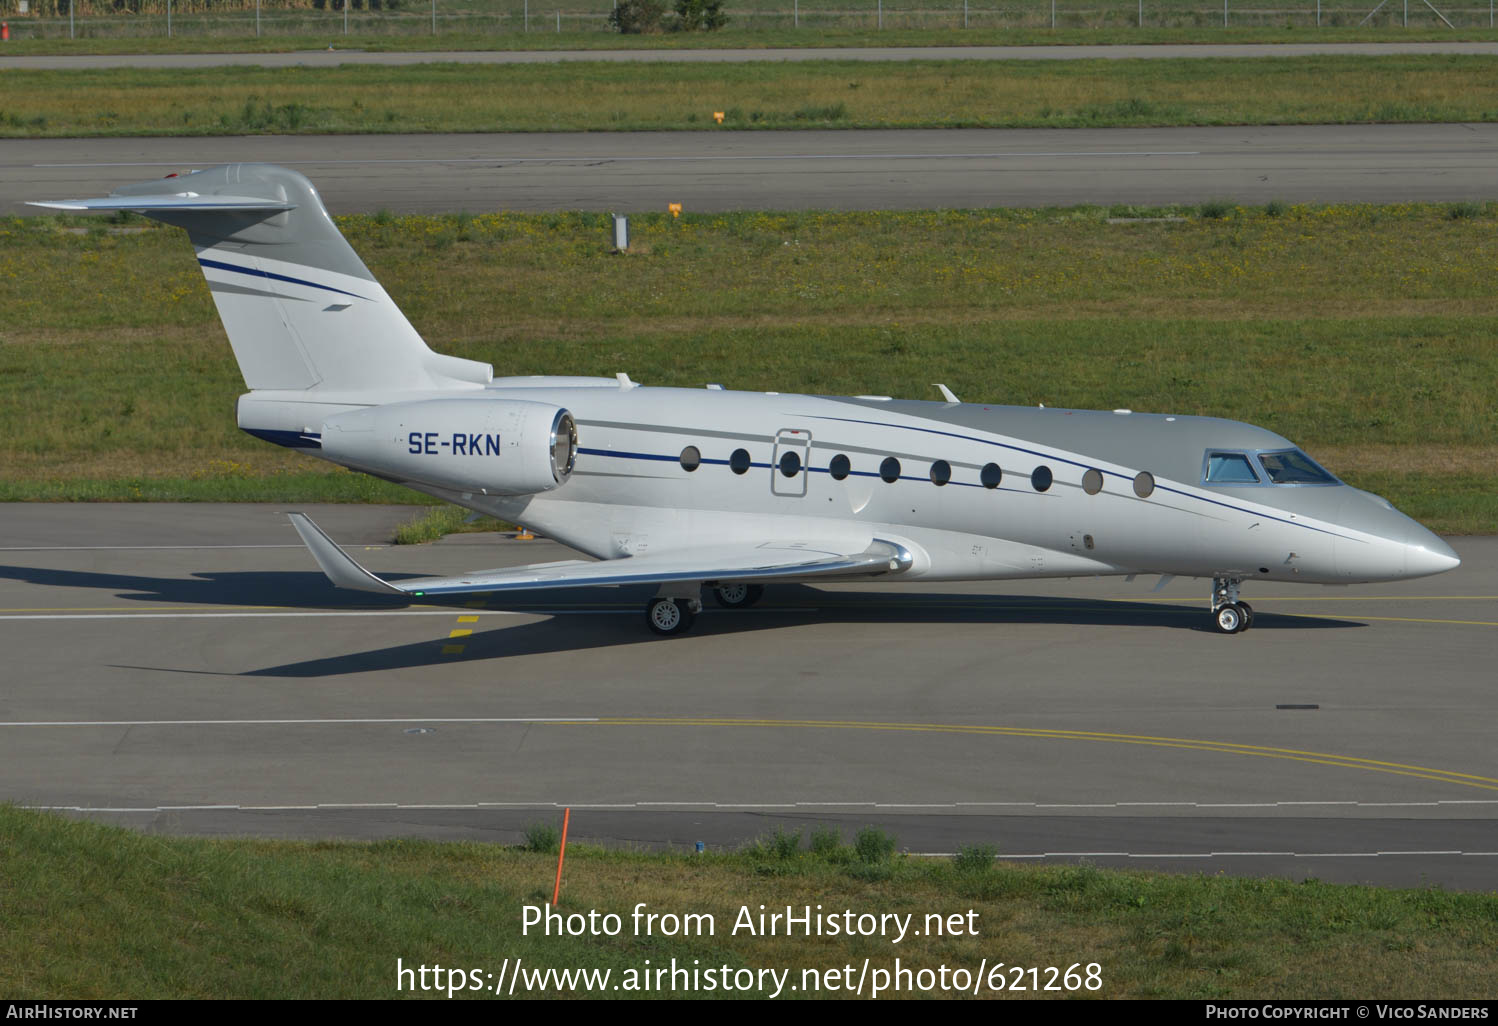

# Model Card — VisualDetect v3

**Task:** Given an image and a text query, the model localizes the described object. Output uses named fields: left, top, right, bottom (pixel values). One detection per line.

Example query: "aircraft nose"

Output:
left=1405, top=525, right=1461, bottom=578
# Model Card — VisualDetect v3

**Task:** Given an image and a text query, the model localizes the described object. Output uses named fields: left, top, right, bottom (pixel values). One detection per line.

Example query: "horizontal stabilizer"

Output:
left=289, top=513, right=912, bottom=600
left=28, top=195, right=296, bottom=213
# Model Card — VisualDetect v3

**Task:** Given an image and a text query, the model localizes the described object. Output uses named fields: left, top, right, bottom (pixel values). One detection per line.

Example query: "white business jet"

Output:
left=35, top=165, right=1460, bottom=636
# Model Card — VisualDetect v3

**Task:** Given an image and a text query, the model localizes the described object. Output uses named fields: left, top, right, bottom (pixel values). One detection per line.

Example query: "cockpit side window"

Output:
left=1258, top=449, right=1338, bottom=485
left=1205, top=452, right=1260, bottom=485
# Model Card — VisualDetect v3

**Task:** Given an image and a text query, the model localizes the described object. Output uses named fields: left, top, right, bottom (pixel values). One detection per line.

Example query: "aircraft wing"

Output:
left=288, top=513, right=912, bottom=599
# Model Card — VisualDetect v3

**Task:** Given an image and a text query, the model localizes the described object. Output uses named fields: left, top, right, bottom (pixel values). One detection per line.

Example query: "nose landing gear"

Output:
left=1211, top=577, right=1254, bottom=634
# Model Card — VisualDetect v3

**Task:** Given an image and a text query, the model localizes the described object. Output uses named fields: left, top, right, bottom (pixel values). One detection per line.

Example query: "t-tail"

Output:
left=30, top=164, right=492, bottom=394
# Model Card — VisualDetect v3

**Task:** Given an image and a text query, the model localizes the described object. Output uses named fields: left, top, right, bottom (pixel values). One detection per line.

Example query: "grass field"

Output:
left=4, top=804, right=1497, bottom=999
left=2, top=202, right=1496, bottom=529
left=6, top=54, right=1498, bottom=135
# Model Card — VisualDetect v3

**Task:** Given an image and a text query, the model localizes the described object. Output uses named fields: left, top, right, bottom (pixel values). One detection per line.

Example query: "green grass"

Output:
left=393, top=505, right=513, bottom=542
left=7, top=53, right=1498, bottom=135
left=3, top=804, right=1496, bottom=998
left=3, top=202, right=1496, bottom=529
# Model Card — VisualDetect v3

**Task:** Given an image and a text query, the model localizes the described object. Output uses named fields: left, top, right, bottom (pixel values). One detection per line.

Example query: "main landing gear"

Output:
left=1211, top=576, right=1254, bottom=635
left=646, top=596, right=700, bottom=636
left=712, top=583, right=765, bottom=609
left=645, top=583, right=765, bottom=635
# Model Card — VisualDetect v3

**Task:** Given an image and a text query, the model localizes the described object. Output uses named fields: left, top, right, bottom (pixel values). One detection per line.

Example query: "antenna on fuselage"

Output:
left=933, top=383, right=960, bottom=403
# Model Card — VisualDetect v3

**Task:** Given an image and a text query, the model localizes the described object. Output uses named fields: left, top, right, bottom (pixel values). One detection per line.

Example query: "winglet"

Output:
left=288, top=513, right=408, bottom=596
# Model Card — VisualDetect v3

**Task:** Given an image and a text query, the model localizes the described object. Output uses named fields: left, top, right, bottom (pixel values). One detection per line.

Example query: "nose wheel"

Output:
left=1211, top=578, right=1254, bottom=634
left=646, top=596, right=699, bottom=636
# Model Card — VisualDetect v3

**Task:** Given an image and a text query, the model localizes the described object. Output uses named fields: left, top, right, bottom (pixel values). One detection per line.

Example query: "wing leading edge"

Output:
left=288, top=513, right=912, bottom=599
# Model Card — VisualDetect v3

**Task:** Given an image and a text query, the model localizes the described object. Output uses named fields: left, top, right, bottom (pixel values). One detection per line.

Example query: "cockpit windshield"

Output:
left=1205, top=453, right=1260, bottom=484
left=1202, top=448, right=1339, bottom=486
left=1257, top=449, right=1338, bottom=485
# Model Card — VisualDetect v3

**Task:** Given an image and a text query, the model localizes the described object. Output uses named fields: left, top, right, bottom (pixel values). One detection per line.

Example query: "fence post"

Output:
left=256, top=0, right=260, bottom=36
left=69, top=0, right=73, bottom=39
left=431, top=0, right=435, bottom=33
left=524, top=0, right=529, bottom=31
left=964, top=0, right=968, bottom=26
left=344, top=0, right=348, bottom=33
left=167, top=0, right=171, bottom=37
left=794, top=0, right=798, bottom=25
left=1050, top=0, right=1054, bottom=27
left=1223, top=0, right=1227, bottom=26
left=1317, top=0, right=1320, bottom=25
left=877, top=0, right=882, bottom=28
left=555, top=8, right=559, bottom=29
left=1138, top=0, right=1141, bottom=25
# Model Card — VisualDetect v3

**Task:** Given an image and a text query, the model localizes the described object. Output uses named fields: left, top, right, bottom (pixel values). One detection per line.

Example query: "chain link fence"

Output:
left=0, top=0, right=1490, bottom=39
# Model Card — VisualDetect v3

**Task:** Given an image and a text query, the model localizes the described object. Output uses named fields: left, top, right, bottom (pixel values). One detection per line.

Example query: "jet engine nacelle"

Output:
left=321, top=398, right=577, bottom=496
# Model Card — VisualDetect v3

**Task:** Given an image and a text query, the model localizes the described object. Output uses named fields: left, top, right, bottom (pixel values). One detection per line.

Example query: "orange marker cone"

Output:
left=2, top=22, right=10, bottom=42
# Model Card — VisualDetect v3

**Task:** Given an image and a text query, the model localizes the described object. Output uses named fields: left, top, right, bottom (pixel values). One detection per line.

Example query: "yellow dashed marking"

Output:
left=448, top=628, right=473, bottom=638
left=441, top=644, right=465, bottom=655
left=457, top=616, right=480, bottom=623
left=554, top=718, right=1498, bottom=793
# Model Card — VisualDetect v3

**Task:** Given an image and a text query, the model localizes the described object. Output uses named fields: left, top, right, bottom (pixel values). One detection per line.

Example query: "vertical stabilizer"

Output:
left=32, top=164, right=492, bottom=393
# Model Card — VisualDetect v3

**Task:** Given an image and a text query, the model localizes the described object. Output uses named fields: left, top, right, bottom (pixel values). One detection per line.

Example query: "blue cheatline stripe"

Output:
left=243, top=428, right=323, bottom=450
left=803, top=413, right=1350, bottom=540
left=198, top=257, right=367, bottom=301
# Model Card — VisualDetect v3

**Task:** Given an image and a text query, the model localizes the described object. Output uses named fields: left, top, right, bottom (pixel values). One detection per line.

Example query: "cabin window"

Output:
left=679, top=446, right=701, bottom=472
left=880, top=457, right=902, bottom=483
left=1031, top=466, right=1053, bottom=492
left=729, top=448, right=751, bottom=475
left=1205, top=452, right=1259, bottom=485
left=1258, top=449, right=1338, bottom=485
left=779, top=450, right=802, bottom=478
left=930, top=460, right=951, bottom=486
left=980, top=463, right=1002, bottom=489
left=829, top=454, right=851, bottom=480
left=1133, top=471, right=1155, bottom=498
left=1082, top=468, right=1103, bottom=495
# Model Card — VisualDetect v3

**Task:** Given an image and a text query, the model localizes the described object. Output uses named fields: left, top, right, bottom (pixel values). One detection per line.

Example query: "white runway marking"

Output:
left=0, top=717, right=599, bottom=727
left=0, top=544, right=307, bottom=551
left=0, top=610, right=617, bottom=621
left=913, top=851, right=1498, bottom=859
left=20, top=796, right=1498, bottom=810
left=0, top=607, right=817, bottom=621
left=34, top=151, right=1202, bottom=170
left=25, top=804, right=1498, bottom=860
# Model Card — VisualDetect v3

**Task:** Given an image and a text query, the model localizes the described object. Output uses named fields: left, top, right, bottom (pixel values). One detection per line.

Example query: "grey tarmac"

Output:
left=10, top=123, right=1498, bottom=215
left=3, top=503, right=1495, bottom=889
left=4, top=41, right=1498, bottom=70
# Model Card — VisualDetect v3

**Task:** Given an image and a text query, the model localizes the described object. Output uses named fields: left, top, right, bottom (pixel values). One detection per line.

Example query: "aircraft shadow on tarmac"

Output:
left=0, top=563, right=1363, bottom=676
left=238, top=601, right=1360, bottom=678
left=0, top=572, right=1348, bottom=677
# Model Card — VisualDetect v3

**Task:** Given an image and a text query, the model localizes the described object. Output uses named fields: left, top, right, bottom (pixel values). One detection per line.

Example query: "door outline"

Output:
left=771, top=428, right=811, bottom=498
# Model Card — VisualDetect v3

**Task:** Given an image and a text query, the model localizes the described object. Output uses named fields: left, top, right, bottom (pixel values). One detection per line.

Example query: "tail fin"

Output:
left=32, top=164, right=490, bottom=393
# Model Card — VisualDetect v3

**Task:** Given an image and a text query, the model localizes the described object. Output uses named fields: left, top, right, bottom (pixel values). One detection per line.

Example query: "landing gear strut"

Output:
left=1211, top=577, right=1253, bottom=634
left=645, top=594, right=701, bottom=637
left=713, top=583, right=765, bottom=609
